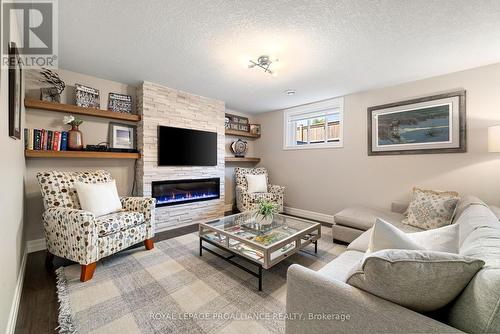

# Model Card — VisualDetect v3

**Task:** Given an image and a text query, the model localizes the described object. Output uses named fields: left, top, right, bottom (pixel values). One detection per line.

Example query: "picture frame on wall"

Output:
left=8, top=42, right=22, bottom=140
left=368, top=90, right=466, bottom=155
left=108, top=122, right=136, bottom=149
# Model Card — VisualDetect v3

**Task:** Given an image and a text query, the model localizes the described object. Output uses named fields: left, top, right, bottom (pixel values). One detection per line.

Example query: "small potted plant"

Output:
left=253, top=200, right=278, bottom=226
left=63, top=115, right=84, bottom=150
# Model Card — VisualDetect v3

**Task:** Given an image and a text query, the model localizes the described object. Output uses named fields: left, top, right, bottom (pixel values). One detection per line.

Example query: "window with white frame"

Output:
left=283, top=97, right=344, bottom=149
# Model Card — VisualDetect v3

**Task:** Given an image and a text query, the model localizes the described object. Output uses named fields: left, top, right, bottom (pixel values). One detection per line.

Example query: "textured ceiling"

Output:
left=59, top=0, right=500, bottom=113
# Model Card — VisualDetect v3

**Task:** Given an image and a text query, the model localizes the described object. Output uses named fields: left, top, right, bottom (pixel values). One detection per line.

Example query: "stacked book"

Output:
left=24, top=128, right=69, bottom=151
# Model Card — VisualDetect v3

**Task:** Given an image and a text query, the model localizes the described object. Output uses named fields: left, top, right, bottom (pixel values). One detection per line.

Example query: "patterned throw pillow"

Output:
left=403, top=187, right=460, bottom=230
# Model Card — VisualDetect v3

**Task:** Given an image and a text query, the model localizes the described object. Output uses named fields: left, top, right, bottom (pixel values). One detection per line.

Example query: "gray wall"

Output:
left=255, top=63, right=500, bottom=215
left=0, top=8, right=25, bottom=332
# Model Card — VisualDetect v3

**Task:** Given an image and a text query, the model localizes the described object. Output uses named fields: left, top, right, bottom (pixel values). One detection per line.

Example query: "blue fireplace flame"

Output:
left=152, top=178, right=221, bottom=207
left=156, top=191, right=219, bottom=205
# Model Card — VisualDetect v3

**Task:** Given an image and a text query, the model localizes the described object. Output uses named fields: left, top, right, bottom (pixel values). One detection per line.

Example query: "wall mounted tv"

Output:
left=158, top=126, right=217, bottom=166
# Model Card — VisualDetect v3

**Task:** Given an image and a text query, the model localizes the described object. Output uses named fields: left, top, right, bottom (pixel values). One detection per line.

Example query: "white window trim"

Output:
left=283, top=97, right=344, bottom=150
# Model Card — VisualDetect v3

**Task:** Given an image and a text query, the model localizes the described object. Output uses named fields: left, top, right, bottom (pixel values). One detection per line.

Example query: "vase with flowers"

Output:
left=64, top=115, right=84, bottom=150
left=253, top=200, right=278, bottom=226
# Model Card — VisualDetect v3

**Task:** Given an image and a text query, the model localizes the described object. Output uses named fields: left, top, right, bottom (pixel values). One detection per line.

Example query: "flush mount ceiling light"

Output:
left=248, top=55, right=279, bottom=76
left=284, top=89, right=296, bottom=96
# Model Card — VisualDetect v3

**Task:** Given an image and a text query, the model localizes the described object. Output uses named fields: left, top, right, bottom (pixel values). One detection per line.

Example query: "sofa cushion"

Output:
left=446, top=203, right=500, bottom=333
left=96, top=211, right=144, bottom=237
left=403, top=187, right=460, bottom=230
left=331, top=224, right=365, bottom=244
left=489, top=205, right=500, bottom=220
left=317, top=250, right=364, bottom=282
left=347, top=249, right=484, bottom=312
left=452, top=194, right=487, bottom=223
left=334, top=206, right=406, bottom=231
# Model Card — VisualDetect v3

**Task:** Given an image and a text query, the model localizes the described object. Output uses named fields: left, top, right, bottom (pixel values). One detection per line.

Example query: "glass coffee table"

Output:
left=199, top=212, right=321, bottom=290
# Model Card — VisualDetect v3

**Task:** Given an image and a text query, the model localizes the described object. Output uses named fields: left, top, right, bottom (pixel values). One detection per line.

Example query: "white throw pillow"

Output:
left=347, top=249, right=484, bottom=312
left=74, top=180, right=122, bottom=217
left=349, top=219, right=460, bottom=253
left=246, top=174, right=267, bottom=193
left=367, top=219, right=423, bottom=254
left=408, top=223, right=460, bottom=253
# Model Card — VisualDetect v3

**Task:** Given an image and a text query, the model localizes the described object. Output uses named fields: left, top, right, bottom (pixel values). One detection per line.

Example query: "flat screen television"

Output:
left=158, top=126, right=217, bottom=166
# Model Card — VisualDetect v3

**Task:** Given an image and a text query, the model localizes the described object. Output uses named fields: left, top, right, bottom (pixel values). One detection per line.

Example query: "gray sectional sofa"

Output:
left=285, top=196, right=500, bottom=333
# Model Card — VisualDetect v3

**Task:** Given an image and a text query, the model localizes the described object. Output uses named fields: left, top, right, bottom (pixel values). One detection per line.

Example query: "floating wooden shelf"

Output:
left=225, top=157, right=261, bottom=163
left=24, top=98, right=141, bottom=122
left=25, top=150, right=141, bottom=159
left=225, top=129, right=260, bottom=138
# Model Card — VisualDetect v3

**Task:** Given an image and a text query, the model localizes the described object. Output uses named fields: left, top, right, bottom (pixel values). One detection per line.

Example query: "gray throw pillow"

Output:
left=346, top=249, right=484, bottom=312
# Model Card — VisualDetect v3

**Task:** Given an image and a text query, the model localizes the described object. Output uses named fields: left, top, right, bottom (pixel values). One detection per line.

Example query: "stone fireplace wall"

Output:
left=136, top=81, right=225, bottom=231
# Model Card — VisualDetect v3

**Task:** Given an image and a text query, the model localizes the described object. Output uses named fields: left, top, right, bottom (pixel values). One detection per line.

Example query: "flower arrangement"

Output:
left=63, top=115, right=83, bottom=127
left=253, top=200, right=278, bottom=225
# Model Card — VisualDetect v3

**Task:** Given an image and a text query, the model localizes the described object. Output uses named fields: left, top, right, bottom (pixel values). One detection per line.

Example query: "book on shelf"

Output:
left=60, top=131, right=68, bottom=151
left=25, top=128, right=69, bottom=151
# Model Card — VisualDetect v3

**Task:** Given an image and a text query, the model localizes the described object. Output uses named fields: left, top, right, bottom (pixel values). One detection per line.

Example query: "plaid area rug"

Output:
left=56, top=226, right=345, bottom=334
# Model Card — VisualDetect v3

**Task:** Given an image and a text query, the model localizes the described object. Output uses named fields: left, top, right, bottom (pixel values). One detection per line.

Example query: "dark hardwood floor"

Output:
left=14, top=223, right=198, bottom=334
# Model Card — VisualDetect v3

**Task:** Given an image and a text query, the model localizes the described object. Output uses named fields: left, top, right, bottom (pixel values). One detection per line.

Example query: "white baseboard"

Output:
left=26, top=238, right=46, bottom=253
left=284, top=206, right=334, bottom=225
left=6, top=247, right=27, bottom=334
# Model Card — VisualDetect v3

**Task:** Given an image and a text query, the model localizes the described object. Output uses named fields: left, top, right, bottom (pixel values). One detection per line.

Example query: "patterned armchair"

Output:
left=235, top=167, right=285, bottom=213
left=37, top=170, right=156, bottom=282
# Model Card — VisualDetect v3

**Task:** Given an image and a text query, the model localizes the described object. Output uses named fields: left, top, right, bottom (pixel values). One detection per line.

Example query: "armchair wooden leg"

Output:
left=45, top=251, right=54, bottom=270
left=80, top=263, right=97, bottom=282
left=144, top=238, right=154, bottom=250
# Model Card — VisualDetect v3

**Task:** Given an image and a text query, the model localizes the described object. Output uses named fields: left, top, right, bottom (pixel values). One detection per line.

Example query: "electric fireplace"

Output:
left=152, top=178, right=220, bottom=207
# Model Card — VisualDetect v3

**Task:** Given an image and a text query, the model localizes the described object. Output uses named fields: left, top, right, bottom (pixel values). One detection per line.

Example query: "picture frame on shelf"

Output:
left=75, top=83, right=100, bottom=109
left=8, top=42, right=22, bottom=140
left=367, top=90, right=466, bottom=155
left=250, top=124, right=261, bottom=135
left=108, top=122, right=135, bottom=149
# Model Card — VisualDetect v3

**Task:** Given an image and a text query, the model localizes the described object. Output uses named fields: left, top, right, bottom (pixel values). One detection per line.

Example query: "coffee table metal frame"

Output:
left=199, top=213, right=321, bottom=291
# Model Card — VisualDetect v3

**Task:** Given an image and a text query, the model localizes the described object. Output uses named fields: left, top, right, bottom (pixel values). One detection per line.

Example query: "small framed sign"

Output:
left=75, top=84, right=100, bottom=109
left=108, top=93, right=132, bottom=113
left=225, top=113, right=249, bottom=132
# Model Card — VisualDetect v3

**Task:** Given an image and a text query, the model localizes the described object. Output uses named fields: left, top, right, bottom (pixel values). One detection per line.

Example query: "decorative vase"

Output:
left=68, top=125, right=83, bottom=150
left=254, top=213, right=274, bottom=226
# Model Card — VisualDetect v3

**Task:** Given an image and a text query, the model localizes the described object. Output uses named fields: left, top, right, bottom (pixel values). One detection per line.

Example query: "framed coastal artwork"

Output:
left=368, top=90, right=466, bottom=155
